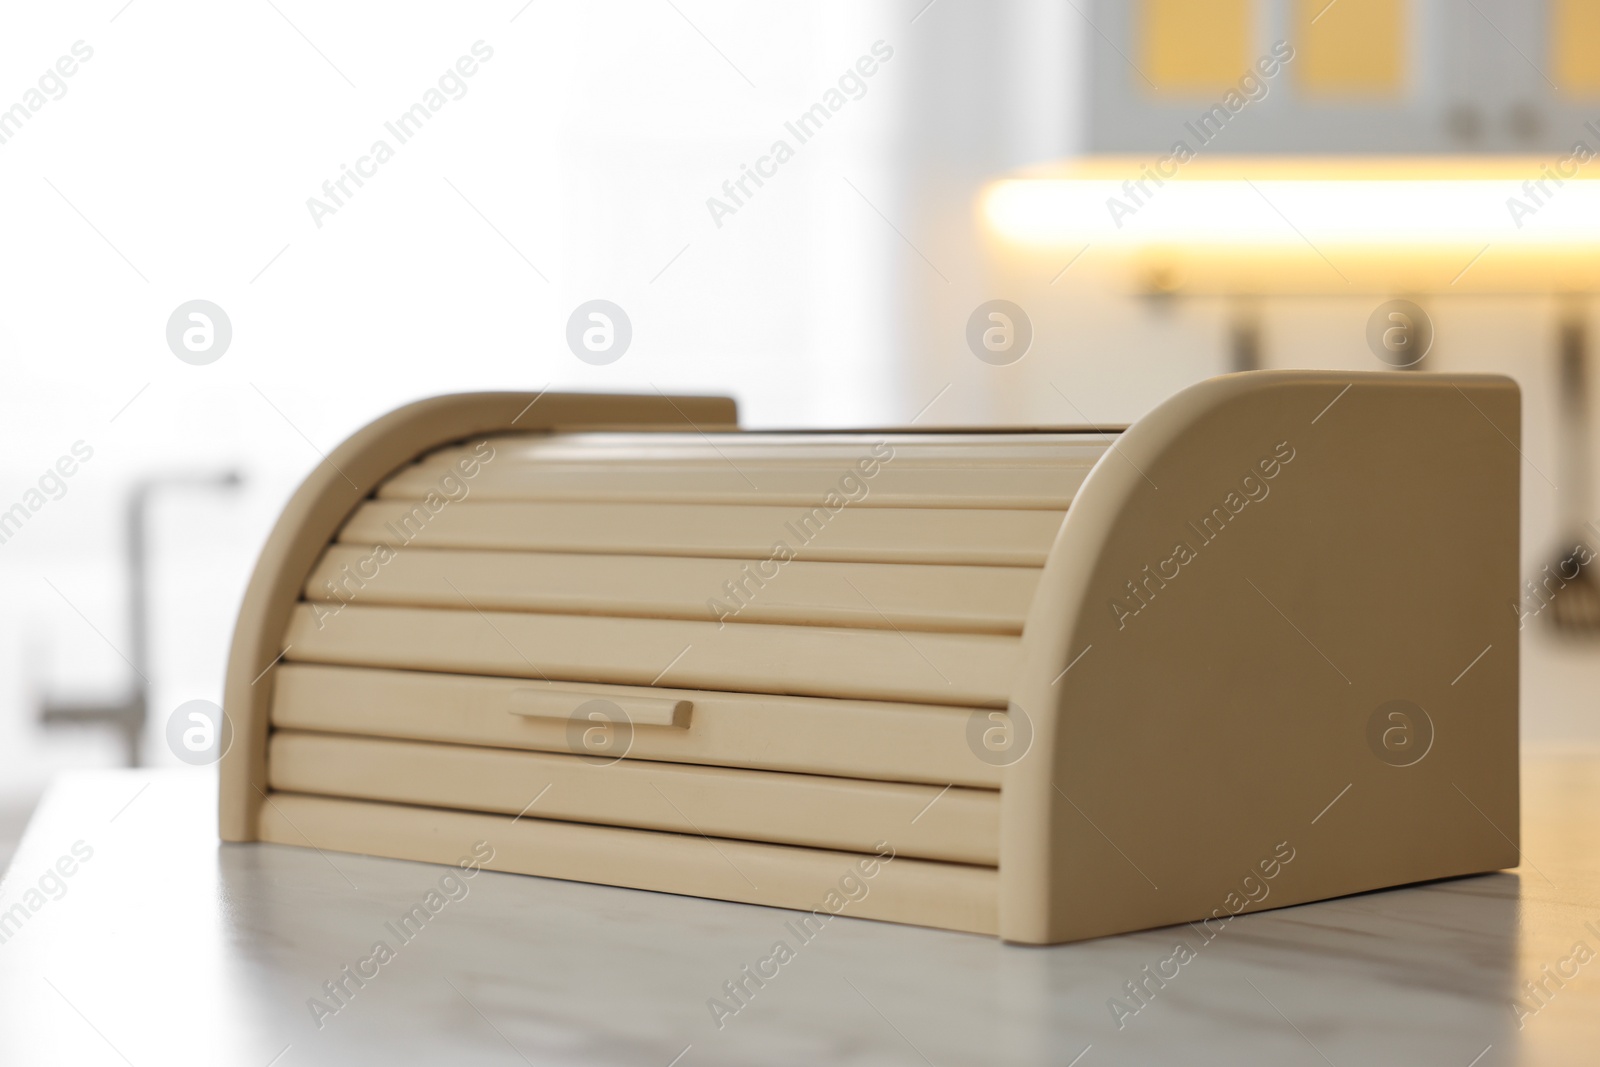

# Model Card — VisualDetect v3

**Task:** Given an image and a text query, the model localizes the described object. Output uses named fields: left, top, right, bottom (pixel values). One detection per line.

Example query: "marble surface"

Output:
left=0, top=761, right=1597, bottom=1067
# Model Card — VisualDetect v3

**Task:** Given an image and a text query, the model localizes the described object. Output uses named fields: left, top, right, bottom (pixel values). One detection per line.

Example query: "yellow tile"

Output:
left=1295, top=0, right=1406, bottom=96
left=1554, top=0, right=1600, bottom=95
left=1140, top=0, right=1252, bottom=94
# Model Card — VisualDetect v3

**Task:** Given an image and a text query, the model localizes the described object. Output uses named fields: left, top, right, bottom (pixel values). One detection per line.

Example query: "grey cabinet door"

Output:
left=1491, top=0, right=1600, bottom=153
left=1083, top=0, right=1587, bottom=155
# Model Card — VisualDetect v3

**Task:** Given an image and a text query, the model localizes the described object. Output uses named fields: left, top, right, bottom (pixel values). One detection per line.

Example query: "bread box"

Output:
left=220, top=371, right=1520, bottom=944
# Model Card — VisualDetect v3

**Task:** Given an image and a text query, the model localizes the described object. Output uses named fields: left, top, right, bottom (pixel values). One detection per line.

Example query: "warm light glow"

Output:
left=980, top=158, right=1600, bottom=292
left=984, top=176, right=1600, bottom=249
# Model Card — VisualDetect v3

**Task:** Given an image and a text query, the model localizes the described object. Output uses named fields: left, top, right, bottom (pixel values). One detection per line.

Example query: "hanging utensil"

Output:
left=1544, top=306, right=1600, bottom=634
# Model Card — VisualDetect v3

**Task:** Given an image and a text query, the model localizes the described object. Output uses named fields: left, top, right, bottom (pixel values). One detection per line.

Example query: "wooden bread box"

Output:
left=219, top=371, right=1521, bottom=944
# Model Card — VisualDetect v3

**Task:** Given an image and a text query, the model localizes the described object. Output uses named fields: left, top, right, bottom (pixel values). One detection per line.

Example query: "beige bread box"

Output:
left=219, top=370, right=1520, bottom=945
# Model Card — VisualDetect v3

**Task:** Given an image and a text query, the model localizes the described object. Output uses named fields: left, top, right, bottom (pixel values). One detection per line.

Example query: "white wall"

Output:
left=0, top=0, right=915, bottom=794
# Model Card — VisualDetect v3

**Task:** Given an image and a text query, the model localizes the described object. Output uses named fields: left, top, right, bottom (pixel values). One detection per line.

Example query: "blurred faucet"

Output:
left=37, top=470, right=243, bottom=766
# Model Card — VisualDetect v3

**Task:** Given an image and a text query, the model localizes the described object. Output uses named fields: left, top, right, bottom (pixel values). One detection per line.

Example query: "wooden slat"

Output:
left=431, top=431, right=1113, bottom=464
left=384, top=433, right=1109, bottom=509
left=270, top=665, right=1004, bottom=788
left=302, top=546, right=1040, bottom=634
left=267, top=732, right=998, bottom=864
left=381, top=459, right=1093, bottom=509
left=282, top=603, right=1016, bottom=707
left=337, top=500, right=1065, bottom=566
left=259, top=792, right=999, bottom=935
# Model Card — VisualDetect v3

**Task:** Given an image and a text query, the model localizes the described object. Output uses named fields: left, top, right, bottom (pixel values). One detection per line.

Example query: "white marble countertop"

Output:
left=0, top=761, right=1597, bottom=1066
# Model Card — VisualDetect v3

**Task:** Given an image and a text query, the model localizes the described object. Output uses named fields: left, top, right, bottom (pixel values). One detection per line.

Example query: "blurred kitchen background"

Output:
left=2, top=0, right=1598, bottom=863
